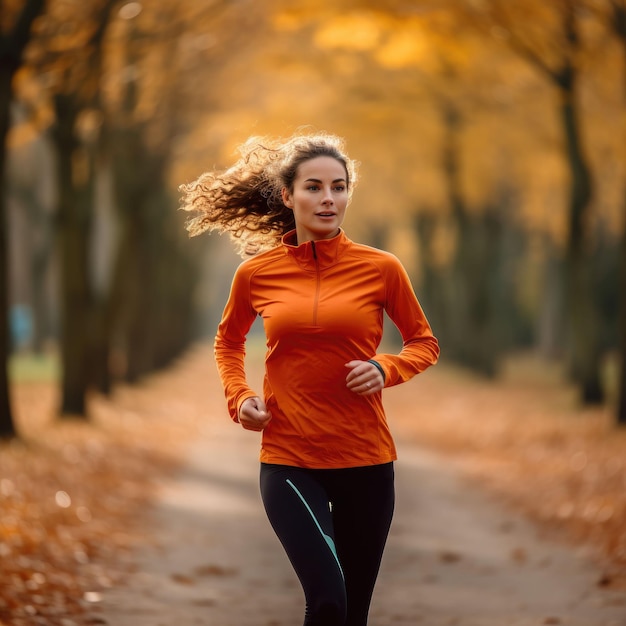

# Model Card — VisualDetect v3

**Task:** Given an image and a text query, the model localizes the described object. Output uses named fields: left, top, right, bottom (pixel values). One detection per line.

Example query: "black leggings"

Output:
left=260, top=462, right=395, bottom=626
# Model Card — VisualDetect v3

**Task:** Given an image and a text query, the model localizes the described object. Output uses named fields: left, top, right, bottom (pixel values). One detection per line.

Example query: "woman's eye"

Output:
left=334, top=186, right=346, bottom=192
left=307, top=185, right=319, bottom=191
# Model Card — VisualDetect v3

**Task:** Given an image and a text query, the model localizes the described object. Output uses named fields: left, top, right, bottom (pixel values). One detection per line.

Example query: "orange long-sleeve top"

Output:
left=214, top=229, right=440, bottom=469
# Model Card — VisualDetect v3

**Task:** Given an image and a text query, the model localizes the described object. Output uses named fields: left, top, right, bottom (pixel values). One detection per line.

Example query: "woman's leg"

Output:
left=260, top=464, right=347, bottom=626
left=328, top=463, right=395, bottom=626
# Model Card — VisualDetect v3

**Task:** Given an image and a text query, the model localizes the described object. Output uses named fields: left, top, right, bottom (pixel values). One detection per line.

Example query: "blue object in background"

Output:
left=10, top=305, right=33, bottom=349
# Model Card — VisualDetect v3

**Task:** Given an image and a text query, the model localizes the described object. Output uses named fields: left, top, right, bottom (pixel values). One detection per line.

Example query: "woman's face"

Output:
left=281, top=156, right=349, bottom=244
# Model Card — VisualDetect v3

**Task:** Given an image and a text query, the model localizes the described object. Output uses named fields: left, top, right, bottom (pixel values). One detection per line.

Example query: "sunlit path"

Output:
left=98, top=392, right=626, bottom=626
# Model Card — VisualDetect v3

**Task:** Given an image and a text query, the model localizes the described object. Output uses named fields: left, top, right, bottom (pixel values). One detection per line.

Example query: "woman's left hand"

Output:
left=345, top=360, right=384, bottom=395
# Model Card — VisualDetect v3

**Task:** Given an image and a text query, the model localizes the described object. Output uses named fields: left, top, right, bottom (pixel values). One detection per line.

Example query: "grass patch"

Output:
left=9, top=351, right=60, bottom=383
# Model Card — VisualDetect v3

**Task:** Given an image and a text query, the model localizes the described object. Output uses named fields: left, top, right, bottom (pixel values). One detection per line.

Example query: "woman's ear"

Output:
left=281, top=187, right=293, bottom=208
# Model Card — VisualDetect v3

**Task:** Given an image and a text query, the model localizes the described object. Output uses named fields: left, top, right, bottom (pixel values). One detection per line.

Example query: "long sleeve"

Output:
left=373, top=255, right=439, bottom=386
left=214, top=263, right=259, bottom=421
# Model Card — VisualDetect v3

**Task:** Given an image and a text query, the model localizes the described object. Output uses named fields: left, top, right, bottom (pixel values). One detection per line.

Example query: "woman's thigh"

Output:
left=260, top=464, right=346, bottom=625
left=327, top=463, right=395, bottom=626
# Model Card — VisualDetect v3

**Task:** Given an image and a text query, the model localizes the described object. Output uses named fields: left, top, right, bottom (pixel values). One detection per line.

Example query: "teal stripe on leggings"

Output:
left=286, top=478, right=344, bottom=580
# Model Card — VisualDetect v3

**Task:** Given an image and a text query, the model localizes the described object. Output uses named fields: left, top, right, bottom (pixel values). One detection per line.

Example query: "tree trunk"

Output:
left=123, top=216, right=155, bottom=383
left=52, top=95, right=94, bottom=418
left=610, top=0, right=626, bottom=424
left=108, top=116, right=195, bottom=382
left=440, top=101, right=503, bottom=376
left=559, top=82, right=604, bottom=404
left=440, top=102, right=469, bottom=363
left=537, top=240, right=564, bottom=359
left=0, top=66, right=14, bottom=439
left=414, top=213, right=448, bottom=346
left=31, top=232, right=54, bottom=354
left=0, top=0, right=47, bottom=439
left=50, top=1, right=116, bottom=414
left=617, top=218, right=626, bottom=427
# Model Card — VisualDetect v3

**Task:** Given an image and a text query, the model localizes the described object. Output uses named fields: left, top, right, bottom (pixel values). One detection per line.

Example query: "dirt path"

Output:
left=94, top=405, right=626, bottom=626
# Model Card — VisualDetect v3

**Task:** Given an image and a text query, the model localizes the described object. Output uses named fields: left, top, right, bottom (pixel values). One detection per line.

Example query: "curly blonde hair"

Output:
left=179, top=132, right=358, bottom=256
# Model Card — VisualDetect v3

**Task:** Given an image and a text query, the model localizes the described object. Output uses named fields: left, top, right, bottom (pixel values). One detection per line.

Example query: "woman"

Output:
left=180, top=132, right=439, bottom=626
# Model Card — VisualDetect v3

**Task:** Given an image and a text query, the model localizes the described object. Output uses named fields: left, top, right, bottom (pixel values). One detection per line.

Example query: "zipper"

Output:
left=311, top=240, right=320, bottom=327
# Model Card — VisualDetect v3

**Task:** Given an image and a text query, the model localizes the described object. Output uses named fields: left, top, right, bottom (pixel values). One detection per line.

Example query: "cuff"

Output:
left=368, top=359, right=386, bottom=383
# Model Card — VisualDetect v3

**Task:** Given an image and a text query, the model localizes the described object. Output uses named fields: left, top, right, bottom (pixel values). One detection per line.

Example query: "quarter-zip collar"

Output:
left=282, top=229, right=352, bottom=271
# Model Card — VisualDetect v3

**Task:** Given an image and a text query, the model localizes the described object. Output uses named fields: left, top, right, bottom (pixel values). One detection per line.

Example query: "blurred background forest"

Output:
left=1, top=0, right=625, bottom=437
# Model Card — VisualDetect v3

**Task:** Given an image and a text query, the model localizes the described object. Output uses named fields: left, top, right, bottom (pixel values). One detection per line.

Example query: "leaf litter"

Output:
left=1, top=346, right=211, bottom=625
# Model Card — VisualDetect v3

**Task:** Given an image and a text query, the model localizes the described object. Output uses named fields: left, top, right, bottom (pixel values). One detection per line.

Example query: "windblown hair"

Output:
left=179, top=132, right=358, bottom=257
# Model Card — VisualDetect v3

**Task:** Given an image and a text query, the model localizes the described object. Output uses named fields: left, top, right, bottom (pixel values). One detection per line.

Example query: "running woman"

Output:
left=180, top=132, right=439, bottom=626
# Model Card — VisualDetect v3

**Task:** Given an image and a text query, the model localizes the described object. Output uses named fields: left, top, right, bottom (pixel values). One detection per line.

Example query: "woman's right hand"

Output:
left=238, top=397, right=272, bottom=431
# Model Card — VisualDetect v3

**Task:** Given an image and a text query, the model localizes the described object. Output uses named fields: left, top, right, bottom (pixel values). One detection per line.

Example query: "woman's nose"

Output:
left=322, top=187, right=334, bottom=204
